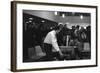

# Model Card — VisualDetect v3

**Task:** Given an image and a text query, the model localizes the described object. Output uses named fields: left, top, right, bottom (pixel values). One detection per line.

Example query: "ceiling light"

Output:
left=41, top=20, right=45, bottom=23
left=54, top=11, right=58, bottom=15
left=29, top=20, right=32, bottom=23
left=29, top=17, right=33, bottom=20
left=80, top=15, right=83, bottom=19
left=62, top=14, right=65, bottom=18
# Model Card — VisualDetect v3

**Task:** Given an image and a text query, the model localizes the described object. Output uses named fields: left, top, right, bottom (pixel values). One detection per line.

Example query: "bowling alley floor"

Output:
left=23, top=51, right=91, bottom=62
left=23, top=43, right=91, bottom=62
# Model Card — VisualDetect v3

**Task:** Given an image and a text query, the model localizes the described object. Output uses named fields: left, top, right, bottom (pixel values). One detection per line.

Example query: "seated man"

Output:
left=43, top=24, right=64, bottom=61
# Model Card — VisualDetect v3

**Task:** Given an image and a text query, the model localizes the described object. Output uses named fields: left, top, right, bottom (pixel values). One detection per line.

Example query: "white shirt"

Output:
left=44, top=30, right=60, bottom=51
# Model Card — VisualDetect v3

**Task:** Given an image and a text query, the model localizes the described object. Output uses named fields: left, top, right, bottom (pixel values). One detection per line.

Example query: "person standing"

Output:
left=43, top=25, right=64, bottom=61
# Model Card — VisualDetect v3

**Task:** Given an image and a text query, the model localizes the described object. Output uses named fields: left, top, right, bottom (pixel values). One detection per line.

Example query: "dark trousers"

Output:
left=43, top=43, right=64, bottom=61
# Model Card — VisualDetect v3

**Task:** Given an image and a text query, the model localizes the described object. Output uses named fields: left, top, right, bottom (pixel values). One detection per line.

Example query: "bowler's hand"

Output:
left=59, top=51, right=63, bottom=56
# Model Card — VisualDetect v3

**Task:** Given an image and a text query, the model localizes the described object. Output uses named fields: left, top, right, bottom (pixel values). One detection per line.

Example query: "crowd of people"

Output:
left=57, top=24, right=91, bottom=47
left=23, top=19, right=91, bottom=61
left=56, top=24, right=91, bottom=60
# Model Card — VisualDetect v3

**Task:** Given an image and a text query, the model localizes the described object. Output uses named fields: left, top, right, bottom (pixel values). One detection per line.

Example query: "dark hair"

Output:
left=76, top=25, right=79, bottom=29
left=54, top=24, right=63, bottom=30
left=53, top=26, right=60, bottom=30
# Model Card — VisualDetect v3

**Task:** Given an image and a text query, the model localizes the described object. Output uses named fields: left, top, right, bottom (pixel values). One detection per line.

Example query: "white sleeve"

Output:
left=51, top=33, right=60, bottom=51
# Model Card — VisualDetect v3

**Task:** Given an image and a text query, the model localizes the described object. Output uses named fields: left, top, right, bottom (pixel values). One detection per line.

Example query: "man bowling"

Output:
left=43, top=24, right=64, bottom=61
